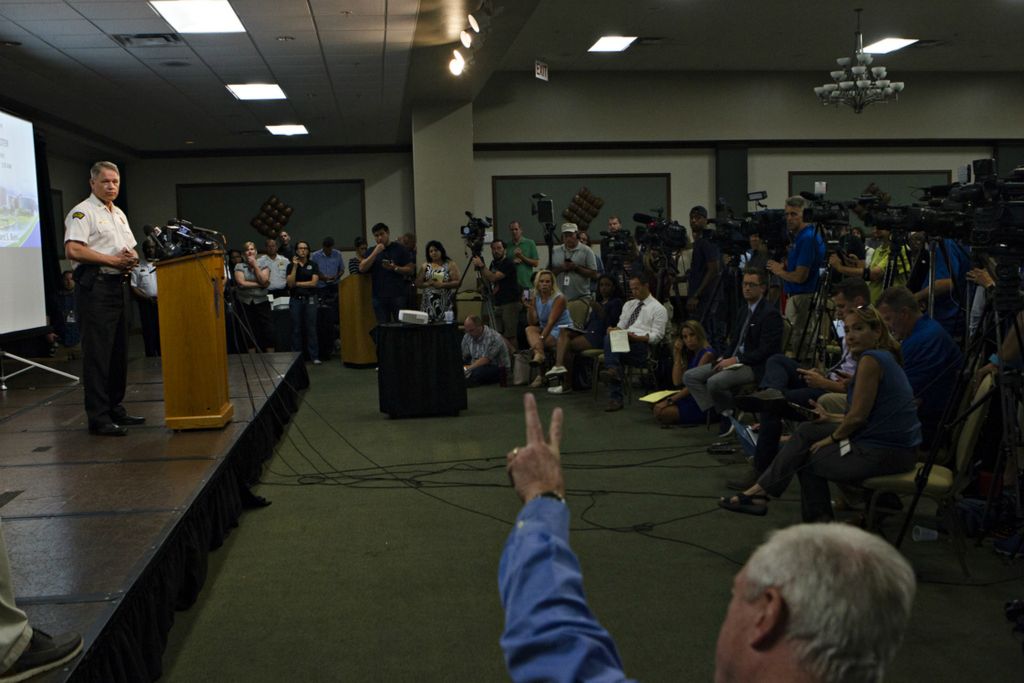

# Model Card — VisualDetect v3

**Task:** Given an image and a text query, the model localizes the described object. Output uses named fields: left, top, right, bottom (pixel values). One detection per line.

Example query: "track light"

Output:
left=460, top=30, right=472, bottom=48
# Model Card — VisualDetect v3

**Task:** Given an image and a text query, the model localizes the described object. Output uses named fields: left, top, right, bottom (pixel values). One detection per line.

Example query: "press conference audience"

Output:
left=734, top=278, right=868, bottom=488
left=877, top=285, right=963, bottom=449
left=602, top=271, right=668, bottom=412
left=651, top=319, right=715, bottom=426
left=286, top=240, right=320, bottom=363
left=828, top=226, right=910, bottom=304
left=721, top=305, right=921, bottom=521
left=348, top=236, right=367, bottom=275
left=461, top=315, right=510, bottom=387
left=551, top=223, right=598, bottom=302
left=259, top=237, right=290, bottom=297
left=910, top=235, right=969, bottom=339
left=359, top=222, right=415, bottom=336
left=544, top=274, right=623, bottom=394
left=472, top=238, right=521, bottom=345
left=685, top=205, right=724, bottom=352
left=416, top=240, right=460, bottom=323
left=684, top=268, right=783, bottom=423
left=500, top=393, right=916, bottom=683
left=233, top=240, right=275, bottom=353
left=524, top=270, right=573, bottom=386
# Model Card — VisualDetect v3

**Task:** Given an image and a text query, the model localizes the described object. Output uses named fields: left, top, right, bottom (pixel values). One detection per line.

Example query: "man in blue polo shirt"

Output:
left=910, top=236, right=969, bottom=340
left=358, top=222, right=414, bottom=342
left=311, top=236, right=345, bottom=361
left=877, top=285, right=963, bottom=449
left=767, top=196, right=825, bottom=362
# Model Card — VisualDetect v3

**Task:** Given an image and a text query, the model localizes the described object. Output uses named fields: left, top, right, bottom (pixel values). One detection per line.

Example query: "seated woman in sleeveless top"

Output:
left=720, top=304, right=921, bottom=521
left=652, top=319, right=715, bottom=426
left=524, top=270, right=573, bottom=387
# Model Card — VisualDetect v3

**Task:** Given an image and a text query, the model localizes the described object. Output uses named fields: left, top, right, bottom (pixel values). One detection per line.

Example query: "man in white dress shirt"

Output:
left=602, top=271, right=668, bottom=412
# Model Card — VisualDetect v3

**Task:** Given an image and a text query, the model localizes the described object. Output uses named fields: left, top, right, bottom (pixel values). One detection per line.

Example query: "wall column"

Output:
left=411, top=103, right=475, bottom=262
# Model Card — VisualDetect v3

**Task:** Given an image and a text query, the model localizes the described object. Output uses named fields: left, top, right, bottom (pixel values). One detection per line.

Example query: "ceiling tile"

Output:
left=0, top=3, right=82, bottom=21
left=89, top=18, right=173, bottom=34
left=71, top=2, right=163, bottom=21
left=47, top=33, right=118, bottom=49
left=19, top=19, right=101, bottom=35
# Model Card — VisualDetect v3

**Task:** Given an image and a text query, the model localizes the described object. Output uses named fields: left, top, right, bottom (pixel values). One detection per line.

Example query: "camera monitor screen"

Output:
left=0, top=108, right=46, bottom=338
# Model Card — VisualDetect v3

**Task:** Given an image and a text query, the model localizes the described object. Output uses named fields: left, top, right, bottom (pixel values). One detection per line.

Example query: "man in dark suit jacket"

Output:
left=684, top=267, right=783, bottom=416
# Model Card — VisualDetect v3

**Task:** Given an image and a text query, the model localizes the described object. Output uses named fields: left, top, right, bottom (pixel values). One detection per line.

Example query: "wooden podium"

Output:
left=339, top=274, right=377, bottom=366
left=155, top=251, right=234, bottom=430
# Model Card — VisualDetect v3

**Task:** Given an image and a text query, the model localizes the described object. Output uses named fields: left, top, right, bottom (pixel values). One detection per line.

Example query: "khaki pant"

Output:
left=492, top=301, right=522, bottom=344
left=785, top=293, right=814, bottom=362
left=0, top=519, right=32, bottom=672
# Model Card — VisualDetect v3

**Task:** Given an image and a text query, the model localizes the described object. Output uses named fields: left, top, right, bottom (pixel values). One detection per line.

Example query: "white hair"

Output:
left=785, top=195, right=807, bottom=210
left=90, top=161, right=119, bottom=179
left=743, top=523, right=916, bottom=683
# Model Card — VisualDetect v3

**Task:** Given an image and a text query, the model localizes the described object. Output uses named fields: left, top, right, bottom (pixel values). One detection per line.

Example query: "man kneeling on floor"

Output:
left=461, top=315, right=510, bottom=387
left=499, top=393, right=917, bottom=683
left=602, top=271, right=668, bottom=412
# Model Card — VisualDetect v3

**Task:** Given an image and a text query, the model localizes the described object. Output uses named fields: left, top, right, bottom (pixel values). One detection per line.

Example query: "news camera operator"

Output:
left=908, top=233, right=969, bottom=339
left=767, top=196, right=826, bottom=361
left=472, top=239, right=522, bottom=348
left=828, top=225, right=910, bottom=304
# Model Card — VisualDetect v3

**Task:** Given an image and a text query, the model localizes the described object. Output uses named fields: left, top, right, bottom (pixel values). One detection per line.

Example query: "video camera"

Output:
left=708, top=192, right=788, bottom=258
left=460, top=210, right=492, bottom=256
left=599, top=227, right=634, bottom=255
left=632, top=209, right=690, bottom=251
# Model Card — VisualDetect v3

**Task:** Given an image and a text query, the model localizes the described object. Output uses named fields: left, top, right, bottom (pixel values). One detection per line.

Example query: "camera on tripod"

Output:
left=632, top=210, right=689, bottom=251
left=709, top=192, right=788, bottom=259
left=460, top=211, right=492, bottom=257
left=599, top=228, right=634, bottom=255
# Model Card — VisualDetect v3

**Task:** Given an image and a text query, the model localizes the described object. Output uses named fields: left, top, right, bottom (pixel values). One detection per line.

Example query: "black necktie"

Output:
left=732, top=307, right=752, bottom=356
left=625, top=301, right=644, bottom=328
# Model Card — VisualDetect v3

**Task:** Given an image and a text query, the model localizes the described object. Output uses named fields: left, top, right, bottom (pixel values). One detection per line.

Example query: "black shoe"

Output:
left=2, top=628, right=83, bottom=681
left=111, top=412, right=146, bottom=425
left=89, top=423, right=127, bottom=437
left=604, top=400, right=623, bottom=412
left=734, top=389, right=787, bottom=415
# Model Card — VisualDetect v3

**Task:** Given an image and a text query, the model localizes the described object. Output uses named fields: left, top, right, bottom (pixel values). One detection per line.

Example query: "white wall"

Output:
left=474, top=71, right=1024, bottom=143
left=747, top=146, right=994, bottom=203
left=127, top=152, right=415, bottom=247
left=474, top=148, right=715, bottom=224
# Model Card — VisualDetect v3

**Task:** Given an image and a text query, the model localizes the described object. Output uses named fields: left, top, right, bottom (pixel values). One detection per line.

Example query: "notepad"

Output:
left=639, top=390, right=678, bottom=403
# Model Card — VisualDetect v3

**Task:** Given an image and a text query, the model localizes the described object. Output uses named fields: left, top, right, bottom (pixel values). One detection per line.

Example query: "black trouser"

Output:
left=316, top=284, right=339, bottom=360
left=77, top=274, right=130, bottom=427
left=136, top=297, right=160, bottom=357
left=757, top=422, right=917, bottom=522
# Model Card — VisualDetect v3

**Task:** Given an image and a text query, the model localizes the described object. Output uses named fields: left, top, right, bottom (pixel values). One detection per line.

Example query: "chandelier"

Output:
left=814, top=9, right=904, bottom=113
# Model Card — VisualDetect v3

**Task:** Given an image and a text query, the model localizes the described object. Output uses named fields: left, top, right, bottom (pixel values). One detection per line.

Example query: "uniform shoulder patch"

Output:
left=72, top=211, right=85, bottom=219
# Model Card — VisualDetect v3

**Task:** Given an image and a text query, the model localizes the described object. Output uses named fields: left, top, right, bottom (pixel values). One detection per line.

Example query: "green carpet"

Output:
left=161, top=361, right=1021, bottom=682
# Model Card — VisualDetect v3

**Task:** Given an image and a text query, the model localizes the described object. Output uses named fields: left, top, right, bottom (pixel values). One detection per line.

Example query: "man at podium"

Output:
left=64, top=161, right=146, bottom=437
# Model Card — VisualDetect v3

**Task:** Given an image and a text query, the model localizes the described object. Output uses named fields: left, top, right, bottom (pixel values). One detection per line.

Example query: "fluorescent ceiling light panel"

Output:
left=150, top=1, right=245, bottom=33
left=588, top=36, right=637, bottom=52
left=226, top=84, right=286, bottom=100
left=266, top=124, right=308, bottom=136
left=862, top=38, right=918, bottom=54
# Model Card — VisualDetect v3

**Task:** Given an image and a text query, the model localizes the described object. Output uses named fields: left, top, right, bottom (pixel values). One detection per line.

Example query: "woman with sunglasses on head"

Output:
left=720, top=304, right=921, bottom=520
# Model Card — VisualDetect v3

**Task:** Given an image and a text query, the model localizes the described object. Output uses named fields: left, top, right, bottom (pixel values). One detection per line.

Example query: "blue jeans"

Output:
left=290, top=296, right=318, bottom=361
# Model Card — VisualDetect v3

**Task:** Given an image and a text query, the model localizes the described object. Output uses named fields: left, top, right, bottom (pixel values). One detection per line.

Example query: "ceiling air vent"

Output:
left=112, top=33, right=183, bottom=48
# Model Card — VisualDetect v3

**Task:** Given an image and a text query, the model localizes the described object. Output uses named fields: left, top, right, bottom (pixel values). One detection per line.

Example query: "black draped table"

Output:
left=376, top=322, right=468, bottom=418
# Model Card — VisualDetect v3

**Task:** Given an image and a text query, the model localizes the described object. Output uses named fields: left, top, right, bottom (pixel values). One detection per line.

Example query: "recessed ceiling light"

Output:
left=149, top=1, right=245, bottom=34
left=226, top=83, right=287, bottom=100
left=863, top=38, right=918, bottom=54
left=588, top=36, right=637, bottom=53
left=266, top=124, right=308, bottom=136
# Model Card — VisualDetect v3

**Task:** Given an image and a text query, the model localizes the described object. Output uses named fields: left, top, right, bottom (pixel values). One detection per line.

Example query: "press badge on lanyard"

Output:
left=563, top=274, right=571, bottom=287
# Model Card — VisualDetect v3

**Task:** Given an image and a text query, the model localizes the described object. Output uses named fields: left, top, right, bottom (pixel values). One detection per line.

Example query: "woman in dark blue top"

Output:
left=545, top=275, right=624, bottom=394
left=653, top=319, right=715, bottom=425
left=721, top=305, right=920, bottom=521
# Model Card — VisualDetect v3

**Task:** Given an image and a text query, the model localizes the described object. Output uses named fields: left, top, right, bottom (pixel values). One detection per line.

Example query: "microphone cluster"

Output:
left=143, top=219, right=225, bottom=260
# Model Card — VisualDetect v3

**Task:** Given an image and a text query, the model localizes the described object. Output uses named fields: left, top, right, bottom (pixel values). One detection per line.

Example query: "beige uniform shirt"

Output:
left=64, top=194, right=135, bottom=274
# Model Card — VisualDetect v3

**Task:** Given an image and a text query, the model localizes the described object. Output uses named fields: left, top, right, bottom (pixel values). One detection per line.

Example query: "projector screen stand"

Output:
left=0, top=349, right=79, bottom=391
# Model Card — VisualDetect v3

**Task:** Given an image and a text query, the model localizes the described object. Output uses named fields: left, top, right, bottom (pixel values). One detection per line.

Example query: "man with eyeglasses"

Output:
left=684, top=268, right=783, bottom=424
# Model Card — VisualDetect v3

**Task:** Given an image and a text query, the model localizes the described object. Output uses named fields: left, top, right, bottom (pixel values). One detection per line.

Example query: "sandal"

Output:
left=718, top=493, right=769, bottom=516
left=530, top=352, right=545, bottom=366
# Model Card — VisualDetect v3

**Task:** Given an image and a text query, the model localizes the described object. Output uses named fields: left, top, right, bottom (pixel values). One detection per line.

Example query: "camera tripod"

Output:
left=455, top=247, right=498, bottom=329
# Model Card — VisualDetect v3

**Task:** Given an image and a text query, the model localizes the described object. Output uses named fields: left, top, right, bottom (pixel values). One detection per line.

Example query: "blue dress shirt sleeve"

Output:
left=498, top=498, right=632, bottom=683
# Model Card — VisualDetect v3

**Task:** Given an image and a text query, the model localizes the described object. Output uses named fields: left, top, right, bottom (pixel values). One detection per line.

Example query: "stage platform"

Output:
left=0, top=352, right=308, bottom=682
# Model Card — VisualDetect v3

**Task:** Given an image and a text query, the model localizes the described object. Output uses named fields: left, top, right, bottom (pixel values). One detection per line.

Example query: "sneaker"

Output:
left=718, top=419, right=735, bottom=438
left=995, top=531, right=1024, bottom=558
left=545, top=365, right=568, bottom=378
left=548, top=385, right=571, bottom=394
left=313, top=359, right=323, bottom=365
left=1, top=628, right=83, bottom=682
